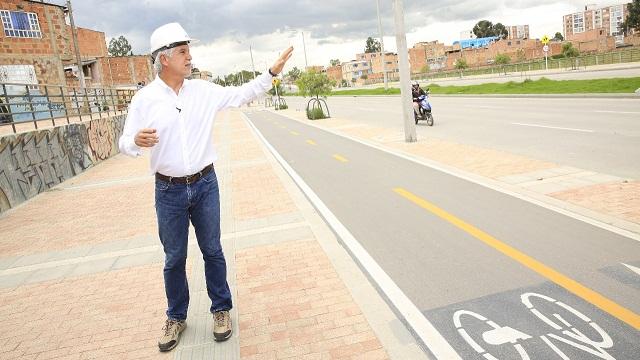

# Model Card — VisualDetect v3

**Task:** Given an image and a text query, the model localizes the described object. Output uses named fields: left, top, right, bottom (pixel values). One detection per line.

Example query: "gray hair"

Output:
left=153, top=47, right=175, bottom=74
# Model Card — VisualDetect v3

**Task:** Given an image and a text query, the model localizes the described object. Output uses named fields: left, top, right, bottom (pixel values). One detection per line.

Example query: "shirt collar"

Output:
left=153, top=75, right=191, bottom=95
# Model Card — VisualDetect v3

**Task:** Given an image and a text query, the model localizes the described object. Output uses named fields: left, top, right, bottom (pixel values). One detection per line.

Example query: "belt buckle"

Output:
left=185, top=175, right=192, bottom=185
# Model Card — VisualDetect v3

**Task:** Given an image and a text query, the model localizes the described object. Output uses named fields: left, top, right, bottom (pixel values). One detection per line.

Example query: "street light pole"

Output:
left=301, top=31, right=308, bottom=69
left=249, top=45, right=257, bottom=79
left=376, top=0, right=388, bottom=90
left=393, top=0, right=417, bottom=142
left=66, top=0, right=86, bottom=93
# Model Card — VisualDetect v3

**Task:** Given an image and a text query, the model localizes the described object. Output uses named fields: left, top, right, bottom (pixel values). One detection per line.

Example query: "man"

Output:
left=118, top=22, right=293, bottom=352
left=411, top=80, right=426, bottom=116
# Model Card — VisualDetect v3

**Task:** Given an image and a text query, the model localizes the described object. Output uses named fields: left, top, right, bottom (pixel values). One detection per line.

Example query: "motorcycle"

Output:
left=414, top=91, right=434, bottom=126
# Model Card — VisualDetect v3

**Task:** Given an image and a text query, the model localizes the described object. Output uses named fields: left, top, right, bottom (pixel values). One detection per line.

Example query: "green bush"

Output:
left=275, top=103, right=288, bottom=110
left=306, top=107, right=326, bottom=120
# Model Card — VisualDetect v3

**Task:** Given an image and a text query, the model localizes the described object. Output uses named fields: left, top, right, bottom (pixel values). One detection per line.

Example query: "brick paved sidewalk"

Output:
left=273, top=107, right=640, bottom=234
left=0, top=109, right=427, bottom=359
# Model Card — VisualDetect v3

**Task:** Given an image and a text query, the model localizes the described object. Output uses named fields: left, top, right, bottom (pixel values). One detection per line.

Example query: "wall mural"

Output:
left=0, top=115, right=126, bottom=213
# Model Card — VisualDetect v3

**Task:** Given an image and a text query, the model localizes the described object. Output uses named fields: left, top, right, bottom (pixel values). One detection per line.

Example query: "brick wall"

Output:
left=0, top=0, right=73, bottom=85
left=325, top=65, right=342, bottom=84
left=85, top=56, right=152, bottom=87
left=75, top=27, right=107, bottom=58
left=0, top=0, right=72, bottom=59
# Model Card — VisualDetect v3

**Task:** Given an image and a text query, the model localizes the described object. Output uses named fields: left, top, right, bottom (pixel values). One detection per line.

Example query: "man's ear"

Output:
left=160, top=54, right=169, bottom=67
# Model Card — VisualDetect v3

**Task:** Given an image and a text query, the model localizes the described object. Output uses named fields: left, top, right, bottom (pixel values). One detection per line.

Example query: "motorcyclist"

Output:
left=411, top=81, right=426, bottom=116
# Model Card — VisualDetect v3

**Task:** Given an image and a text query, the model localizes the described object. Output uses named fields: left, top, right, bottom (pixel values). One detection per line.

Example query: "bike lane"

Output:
left=246, top=110, right=640, bottom=359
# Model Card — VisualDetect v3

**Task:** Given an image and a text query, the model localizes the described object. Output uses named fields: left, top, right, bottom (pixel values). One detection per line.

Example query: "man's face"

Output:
left=161, top=44, right=192, bottom=78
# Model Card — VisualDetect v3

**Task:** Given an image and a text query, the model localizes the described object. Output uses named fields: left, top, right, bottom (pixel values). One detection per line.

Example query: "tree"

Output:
left=553, top=32, right=564, bottom=41
left=295, top=70, right=334, bottom=98
left=420, top=64, right=430, bottom=73
left=454, top=58, right=468, bottom=77
left=492, top=23, right=508, bottom=39
left=495, top=53, right=511, bottom=74
left=330, top=59, right=341, bottom=67
left=108, top=36, right=132, bottom=57
left=515, top=48, right=526, bottom=63
left=286, top=66, right=302, bottom=81
left=621, top=0, right=640, bottom=34
left=561, top=42, right=580, bottom=69
left=364, top=37, right=381, bottom=53
left=472, top=20, right=508, bottom=39
left=473, top=20, right=494, bottom=38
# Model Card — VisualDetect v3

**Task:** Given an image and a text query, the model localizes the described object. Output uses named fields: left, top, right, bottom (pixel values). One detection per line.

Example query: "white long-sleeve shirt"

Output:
left=118, top=73, right=273, bottom=177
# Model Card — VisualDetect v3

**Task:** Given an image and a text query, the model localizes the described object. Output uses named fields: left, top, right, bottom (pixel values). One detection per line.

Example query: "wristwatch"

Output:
left=268, top=68, right=277, bottom=77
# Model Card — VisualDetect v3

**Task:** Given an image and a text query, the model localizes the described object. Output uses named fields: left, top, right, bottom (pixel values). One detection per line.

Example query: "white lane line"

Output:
left=511, top=122, right=594, bottom=133
left=595, top=110, right=640, bottom=114
left=245, top=114, right=461, bottom=359
left=622, top=263, right=640, bottom=276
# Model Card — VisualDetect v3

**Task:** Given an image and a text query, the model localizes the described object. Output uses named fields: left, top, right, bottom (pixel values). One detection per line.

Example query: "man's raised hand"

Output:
left=269, top=47, right=294, bottom=76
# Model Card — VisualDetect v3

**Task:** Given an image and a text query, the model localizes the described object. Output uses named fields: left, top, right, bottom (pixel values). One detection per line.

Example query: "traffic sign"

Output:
left=543, top=45, right=549, bottom=53
left=541, top=35, right=550, bottom=45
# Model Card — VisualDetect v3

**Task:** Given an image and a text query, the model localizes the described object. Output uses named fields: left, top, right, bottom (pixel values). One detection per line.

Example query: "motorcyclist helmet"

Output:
left=411, top=81, right=419, bottom=88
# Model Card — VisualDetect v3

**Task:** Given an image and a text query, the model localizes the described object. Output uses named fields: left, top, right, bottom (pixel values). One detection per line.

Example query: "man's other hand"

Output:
left=135, top=128, right=159, bottom=147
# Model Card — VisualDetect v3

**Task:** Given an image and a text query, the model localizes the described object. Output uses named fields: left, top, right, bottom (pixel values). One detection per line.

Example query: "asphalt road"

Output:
left=283, top=96, right=640, bottom=179
left=245, top=109, right=640, bottom=359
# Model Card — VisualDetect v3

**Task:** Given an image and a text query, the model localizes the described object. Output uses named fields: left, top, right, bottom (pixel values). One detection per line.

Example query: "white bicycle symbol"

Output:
left=453, top=292, right=615, bottom=359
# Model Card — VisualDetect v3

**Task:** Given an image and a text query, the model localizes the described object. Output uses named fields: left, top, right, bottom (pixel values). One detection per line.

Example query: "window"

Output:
left=573, top=13, right=584, bottom=33
left=1, top=10, right=42, bottom=38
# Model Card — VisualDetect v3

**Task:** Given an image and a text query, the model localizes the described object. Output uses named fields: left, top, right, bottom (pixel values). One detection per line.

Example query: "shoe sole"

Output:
left=158, top=325, right=186, bottom=352
left=214, top=330, right=232, bottom=342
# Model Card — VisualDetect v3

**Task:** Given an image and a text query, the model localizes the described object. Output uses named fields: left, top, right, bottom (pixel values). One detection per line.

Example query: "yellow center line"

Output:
left=333, top=154, right=348, bottom=163
left=393, top=187, right=640, bottom=330
left=306, top=139, right=317, bottom=145
left=290, top=131, right=300, bottom=136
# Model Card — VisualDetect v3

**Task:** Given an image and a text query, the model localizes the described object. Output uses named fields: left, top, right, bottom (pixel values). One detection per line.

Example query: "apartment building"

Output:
left=507, top=25, right=530, bottom=39
left=563, top=3, right=630, bottom=44
left=341, top=58, right=371, bottom=82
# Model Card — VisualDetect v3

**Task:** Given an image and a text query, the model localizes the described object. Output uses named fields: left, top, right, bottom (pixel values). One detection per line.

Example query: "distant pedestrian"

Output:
left=118, top=22, right=293, bottom=352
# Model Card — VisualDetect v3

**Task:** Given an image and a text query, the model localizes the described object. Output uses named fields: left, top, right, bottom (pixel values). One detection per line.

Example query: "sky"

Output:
left=56, top=0, right=627, bottom=77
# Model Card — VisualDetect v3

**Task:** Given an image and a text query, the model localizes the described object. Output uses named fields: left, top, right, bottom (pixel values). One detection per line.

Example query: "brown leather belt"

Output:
left=155, top=164, right=213, bottom=185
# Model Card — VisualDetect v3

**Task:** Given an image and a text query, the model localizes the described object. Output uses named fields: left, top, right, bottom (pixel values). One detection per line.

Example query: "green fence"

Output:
left=411, top=48, right=640, bottom=81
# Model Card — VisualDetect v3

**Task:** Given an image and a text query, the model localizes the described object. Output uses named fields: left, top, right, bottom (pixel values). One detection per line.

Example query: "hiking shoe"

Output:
left=213, top=310, right=232, bottom=341
left=158, top=319, right=186, bottom=352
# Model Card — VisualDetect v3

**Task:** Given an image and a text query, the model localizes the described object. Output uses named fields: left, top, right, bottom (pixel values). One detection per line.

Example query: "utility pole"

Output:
left=249, top=45, right=257, bottom=79
left=376, top=0, right=388, bottom=89
left=301, top=31, right=308, bottom=69
left=66, top=0, right=86, bottom=93
left=393, top=0, right=416, bottom=142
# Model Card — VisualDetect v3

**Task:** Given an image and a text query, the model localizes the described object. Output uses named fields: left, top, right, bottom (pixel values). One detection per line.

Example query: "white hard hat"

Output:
left=149, top=22, right=198, bottom=56
left=412, top=80, right=419, bottom=86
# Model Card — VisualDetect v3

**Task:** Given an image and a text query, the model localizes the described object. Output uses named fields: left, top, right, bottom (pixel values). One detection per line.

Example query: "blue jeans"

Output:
left=155, top=169, right=232, bottom=321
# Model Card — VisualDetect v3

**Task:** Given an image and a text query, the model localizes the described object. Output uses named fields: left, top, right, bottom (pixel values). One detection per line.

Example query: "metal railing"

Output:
left=0, top=82, right=135, bottom=134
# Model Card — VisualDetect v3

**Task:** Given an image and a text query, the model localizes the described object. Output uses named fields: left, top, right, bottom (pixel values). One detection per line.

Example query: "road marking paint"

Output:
left=511, top=122, right=594, bottom=133
left=333, top=154, right=348, bottom=162
left=595, top=110, right=640, bottom=115
left=244, top=113, right=460, bottom=359
left=290, top=131, right=300, bottom=136
left=622, top=263, right=640, bottom=276
left=306, top=139, right=317, bottom=145
left=393, top=187, right=640, bottom=331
